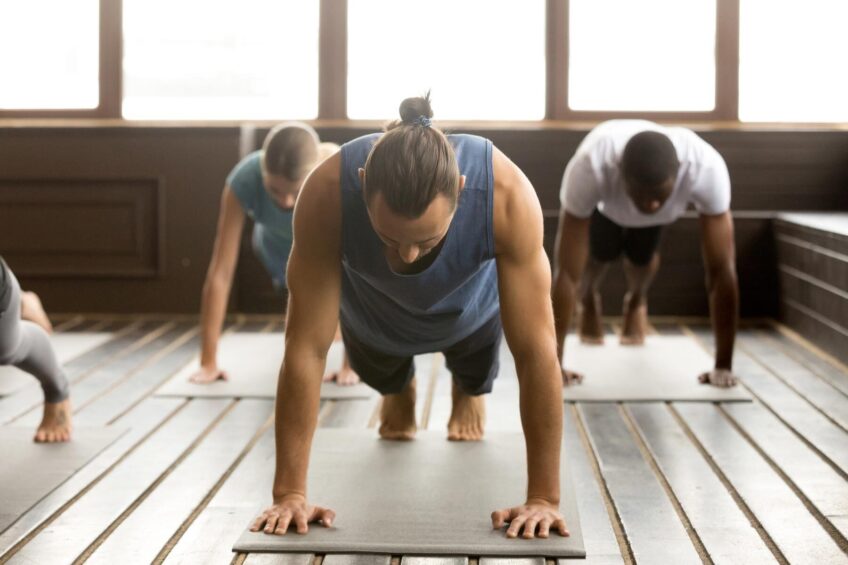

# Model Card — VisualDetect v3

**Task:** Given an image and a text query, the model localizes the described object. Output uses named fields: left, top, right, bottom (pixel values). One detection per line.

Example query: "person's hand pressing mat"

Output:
left=234, top=430, right=585, bottom=558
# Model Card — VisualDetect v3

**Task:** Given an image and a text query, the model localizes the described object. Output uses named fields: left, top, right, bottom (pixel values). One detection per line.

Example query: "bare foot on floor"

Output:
left=189, top=365, right=228, bottom=383
left=447, top=382, right=486, bottom=441
left=699, top=369, right=738, bottom=388
left=379, top=378, right=417, bottom=440
left=35, top=399, right=72, bottom=443
left=21, top=291, right=53, bottom=334
left=578, top=292, right=604, bottom=344
left=323, top=353, right=360, bottom=386
left=620, top=293, right=647, bottom=346
left=323, top=365, right=361, bottom=386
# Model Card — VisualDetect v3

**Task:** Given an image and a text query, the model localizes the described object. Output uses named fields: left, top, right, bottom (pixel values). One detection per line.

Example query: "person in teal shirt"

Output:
left=189, top=123, right=359, bottom=385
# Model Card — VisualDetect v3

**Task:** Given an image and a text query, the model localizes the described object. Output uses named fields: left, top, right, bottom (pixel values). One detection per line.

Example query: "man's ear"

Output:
left=358, top=168, right=366, bottom=184
left=458, top=175, right=466, bottom=193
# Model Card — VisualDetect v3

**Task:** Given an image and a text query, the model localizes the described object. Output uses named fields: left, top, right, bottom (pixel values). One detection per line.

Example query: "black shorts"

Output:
left=340, top=315, right=503, bottom=396
left=589, top=209, right=663, bottom=266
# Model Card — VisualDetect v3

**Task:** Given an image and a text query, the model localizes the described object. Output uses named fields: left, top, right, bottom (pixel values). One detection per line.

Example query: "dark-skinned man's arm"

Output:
left=698, top=211, right=739, bottom=387
left=552, top=210, right=591, bottom=385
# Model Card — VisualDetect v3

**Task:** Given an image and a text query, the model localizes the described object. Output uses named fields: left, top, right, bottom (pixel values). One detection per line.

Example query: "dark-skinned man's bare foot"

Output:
left=620, top=292, right=647, bottom=345
left=578, top=292, right=604, bottom=344
left=699, top=368, right=738, bottom=388
left=21, top=291, right=53, bottom=334
left=35, top=398, right=72, bottom=443
left=378, top=377, right=417, bottom=440
left=447, top=381, right=486, bottom=441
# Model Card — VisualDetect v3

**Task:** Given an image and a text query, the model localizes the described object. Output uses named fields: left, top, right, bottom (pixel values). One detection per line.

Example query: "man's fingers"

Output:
left=553, top=518, right=570, bottom=537
left=537, top=518, right=552, bottom=538
left=316, top=507, right=336, bottom=527
left=263, top=513, right=279, bottom=534
left=294, top=510, right=309, bottom=534
left=250, top=514, right=268, bottom=532
left=506, top=516, right=527, bottom=538
left=522, top=515, right=541, bottom=539
left=491, top=509, right=508, bottom=529
left=275, top=512, right=293, bottom=535
left=322, top=372, right=337, bottom=383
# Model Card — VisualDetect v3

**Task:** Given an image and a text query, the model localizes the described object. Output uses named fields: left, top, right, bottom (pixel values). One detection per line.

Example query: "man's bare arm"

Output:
left=699, top=211, right=739, bottom=387
left=490, top=148, right=568, bottom=539
left=552, top=210, right=591, bottom=384
left=251, top=154, right=343, bottom=535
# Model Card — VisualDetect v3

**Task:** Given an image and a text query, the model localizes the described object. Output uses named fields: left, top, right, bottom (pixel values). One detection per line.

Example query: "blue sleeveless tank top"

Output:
left=339, top=133, right=500, bottom=356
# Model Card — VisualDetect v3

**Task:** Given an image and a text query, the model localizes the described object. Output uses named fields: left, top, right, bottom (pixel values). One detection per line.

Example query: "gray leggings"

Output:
left=0, top=270, right=68, bottom=403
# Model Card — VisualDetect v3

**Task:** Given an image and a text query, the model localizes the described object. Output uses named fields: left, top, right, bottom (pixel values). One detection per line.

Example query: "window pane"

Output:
left=568, top=0, right=716, bottom=112
left=122, top=0, right=318, bottom=120
left=739, top=0, right=848, bottom=122
left=0, top=0, right=99, bottom=109
left=347, top=0, right=545, bottom=120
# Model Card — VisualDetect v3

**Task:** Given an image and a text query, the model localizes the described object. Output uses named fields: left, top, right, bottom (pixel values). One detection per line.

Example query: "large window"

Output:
left=122, top=0, right=319, bottom=119
left=346, top=0, right=546, bottom=120
left=0, top=0, right=99, bottom=109
left=568, top=0, right=716, bottom=112
left=1, top=0, right=846, bottom=124
left=739, top=0, right=848, bottom=123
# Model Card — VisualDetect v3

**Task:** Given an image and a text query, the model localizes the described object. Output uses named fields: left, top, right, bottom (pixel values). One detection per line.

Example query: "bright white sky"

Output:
left=0, top=0, right=845, bottom=122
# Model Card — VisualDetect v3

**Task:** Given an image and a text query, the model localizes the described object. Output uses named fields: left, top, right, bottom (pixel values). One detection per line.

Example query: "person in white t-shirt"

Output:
left=552, top=120, right=739, bottom=388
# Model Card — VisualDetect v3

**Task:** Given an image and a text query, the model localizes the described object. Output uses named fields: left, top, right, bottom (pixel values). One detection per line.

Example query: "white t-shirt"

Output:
left=560, top=120, right=731, bottom=228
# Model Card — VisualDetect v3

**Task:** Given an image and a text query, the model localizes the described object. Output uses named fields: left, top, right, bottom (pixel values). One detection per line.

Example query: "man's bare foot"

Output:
left=323, top=365, right=361, bottom=386
left=35, top=399, right=72, bottom=443
left=379, top=378, right=417, bottom=440
left=578, top=292, right=604, bottom=344
left=447, top=381, right=486, bottom=441
left=698, top=369, right=738, bottom=388
left=189, top=365, right=227, bottom=383
left=323, top=351, right=360, bottom=386
left=21, top=291, right=53, bottom=334
left=620, top=293, right=647, bottom=345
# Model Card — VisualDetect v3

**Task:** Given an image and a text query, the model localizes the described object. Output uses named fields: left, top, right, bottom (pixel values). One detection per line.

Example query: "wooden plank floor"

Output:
left=1, top=317, right=847, bottom=564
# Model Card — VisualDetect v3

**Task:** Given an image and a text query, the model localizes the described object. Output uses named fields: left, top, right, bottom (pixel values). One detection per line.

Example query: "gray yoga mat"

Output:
left=234, top=430, right=585, bottom=558
left=155, top=333, right=375, bottom=400
left=0, top=426, right=125, bottom=534
left=0, top=332, right=113, bottom=396
left=562, top=335, right=752, bottom=402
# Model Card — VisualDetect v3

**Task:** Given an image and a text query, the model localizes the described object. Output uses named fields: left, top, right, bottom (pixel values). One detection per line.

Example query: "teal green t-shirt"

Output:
left=227, top=151, right=293, bottom=286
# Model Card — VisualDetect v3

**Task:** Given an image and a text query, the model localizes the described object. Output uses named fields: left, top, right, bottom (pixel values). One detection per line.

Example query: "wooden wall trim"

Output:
left=318, top=0, right=348, bottom=119
left=546, top=0, right=569, bottom=120
left=715, top=0, right=740, bottom=120
left=98, top=0, right=123, bottom=118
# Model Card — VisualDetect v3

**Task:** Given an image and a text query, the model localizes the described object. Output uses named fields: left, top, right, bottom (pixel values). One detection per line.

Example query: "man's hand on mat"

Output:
left=189, top=364, right=228, bottom=384
left=698, top=368, right=738, bottom=388
left=561, top=368, right=584, bottom=386
left=323, top=366, right=361, bottom=386
left=251, top=496, right=336, bottom=535
left=491, top=499, right=570, bottom=539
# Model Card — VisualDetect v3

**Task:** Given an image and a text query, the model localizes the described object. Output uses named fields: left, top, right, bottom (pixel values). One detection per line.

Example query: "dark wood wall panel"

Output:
left=0, top=125, right=845, bottom=316
left=776, top=235, right=848, bottom=292
left=0, top=179, right=161, bottom=277
left=0, top=127, right=240, bottom=313
left=781, top=299, right=848, bottom=365
left=775, top=217, right=848, bottom=364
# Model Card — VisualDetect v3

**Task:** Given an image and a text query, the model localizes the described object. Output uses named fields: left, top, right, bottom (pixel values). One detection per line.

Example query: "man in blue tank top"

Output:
left=251, top=95, right=568, bottom=540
